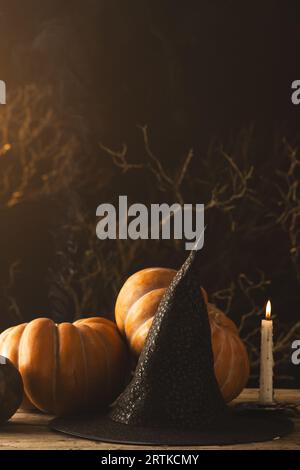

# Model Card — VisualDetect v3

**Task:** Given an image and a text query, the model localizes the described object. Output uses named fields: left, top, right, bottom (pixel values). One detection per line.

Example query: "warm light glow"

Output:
left=0, top=143, right=11, bottom=156
left=266, top=300, right=271, bottom=320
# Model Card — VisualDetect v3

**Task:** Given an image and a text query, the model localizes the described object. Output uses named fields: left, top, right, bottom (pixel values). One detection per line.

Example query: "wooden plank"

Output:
left=0, top=389, right=299, bottom=450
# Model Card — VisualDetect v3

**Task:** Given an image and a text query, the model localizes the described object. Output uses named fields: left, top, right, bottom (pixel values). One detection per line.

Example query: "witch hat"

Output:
left=110, top=247, right=226, bottom=428
left=51, top=243, right=294, bottom=445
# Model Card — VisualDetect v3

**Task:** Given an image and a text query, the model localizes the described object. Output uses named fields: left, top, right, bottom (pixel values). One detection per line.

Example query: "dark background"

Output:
left=1, top=0, right=300, bottom=142
left=0, top=1, right=299, bottom=386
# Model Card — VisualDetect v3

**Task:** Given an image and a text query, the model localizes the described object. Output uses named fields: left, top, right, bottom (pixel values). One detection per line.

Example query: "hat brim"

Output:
left=50, top=408, right=294, bottom=446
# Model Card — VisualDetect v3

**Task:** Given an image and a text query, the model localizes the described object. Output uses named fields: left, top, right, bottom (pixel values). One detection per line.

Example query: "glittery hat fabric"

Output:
left=110, top=248, right=226, bottom=428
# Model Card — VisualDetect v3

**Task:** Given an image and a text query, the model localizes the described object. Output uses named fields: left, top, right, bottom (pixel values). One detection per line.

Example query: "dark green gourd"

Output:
left=0, top=356, right=23, bottom=424
left=110, top=248, right=226, bottom=428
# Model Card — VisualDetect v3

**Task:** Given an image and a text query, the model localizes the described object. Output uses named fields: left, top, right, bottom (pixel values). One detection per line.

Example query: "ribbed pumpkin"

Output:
left=115, top=267, right=249, bottom=403
left=0, top=317, right=127, bottom=416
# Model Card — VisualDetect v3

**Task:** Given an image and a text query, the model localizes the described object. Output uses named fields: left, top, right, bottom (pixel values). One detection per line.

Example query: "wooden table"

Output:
left=0, top=389, right=299, bottom=450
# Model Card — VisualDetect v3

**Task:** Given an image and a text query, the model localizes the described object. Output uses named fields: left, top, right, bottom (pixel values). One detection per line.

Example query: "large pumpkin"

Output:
left=0, top=317, right=127, bottom=416
left=115, top=268, right=250, bottom=403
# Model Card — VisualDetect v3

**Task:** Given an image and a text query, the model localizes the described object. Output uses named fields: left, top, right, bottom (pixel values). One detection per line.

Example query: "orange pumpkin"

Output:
left=115, top=268, right=250, bottom=403
left=0, top=317, right=127, bottom=416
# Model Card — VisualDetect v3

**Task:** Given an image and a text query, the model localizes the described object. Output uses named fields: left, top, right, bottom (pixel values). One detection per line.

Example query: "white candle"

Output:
left=259, top=300, right=274, bottom=404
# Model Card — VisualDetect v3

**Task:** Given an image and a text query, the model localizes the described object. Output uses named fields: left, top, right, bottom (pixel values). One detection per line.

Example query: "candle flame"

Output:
left=266, top=300, right=271, bottom=320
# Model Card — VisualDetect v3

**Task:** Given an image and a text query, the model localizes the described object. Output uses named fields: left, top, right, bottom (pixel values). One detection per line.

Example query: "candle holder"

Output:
left=234, top=400, right=300, bottom=417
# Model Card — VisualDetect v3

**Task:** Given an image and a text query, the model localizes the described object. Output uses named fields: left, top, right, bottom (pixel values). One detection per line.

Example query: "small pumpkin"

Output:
left=115, top=267, right=250, bottom=403
left=0, top=355, right=23, bottom=423
left=0, top=317, right=127, bottom=416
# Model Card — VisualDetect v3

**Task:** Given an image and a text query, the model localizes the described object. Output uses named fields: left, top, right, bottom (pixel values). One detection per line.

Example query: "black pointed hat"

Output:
left=51, top=247, right=293, bottom=445
left=110, top=248, right=226, bottom=428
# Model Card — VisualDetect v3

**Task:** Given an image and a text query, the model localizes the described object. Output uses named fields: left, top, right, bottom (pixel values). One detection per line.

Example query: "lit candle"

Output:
left=259, top=300, right=274, bottom=404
